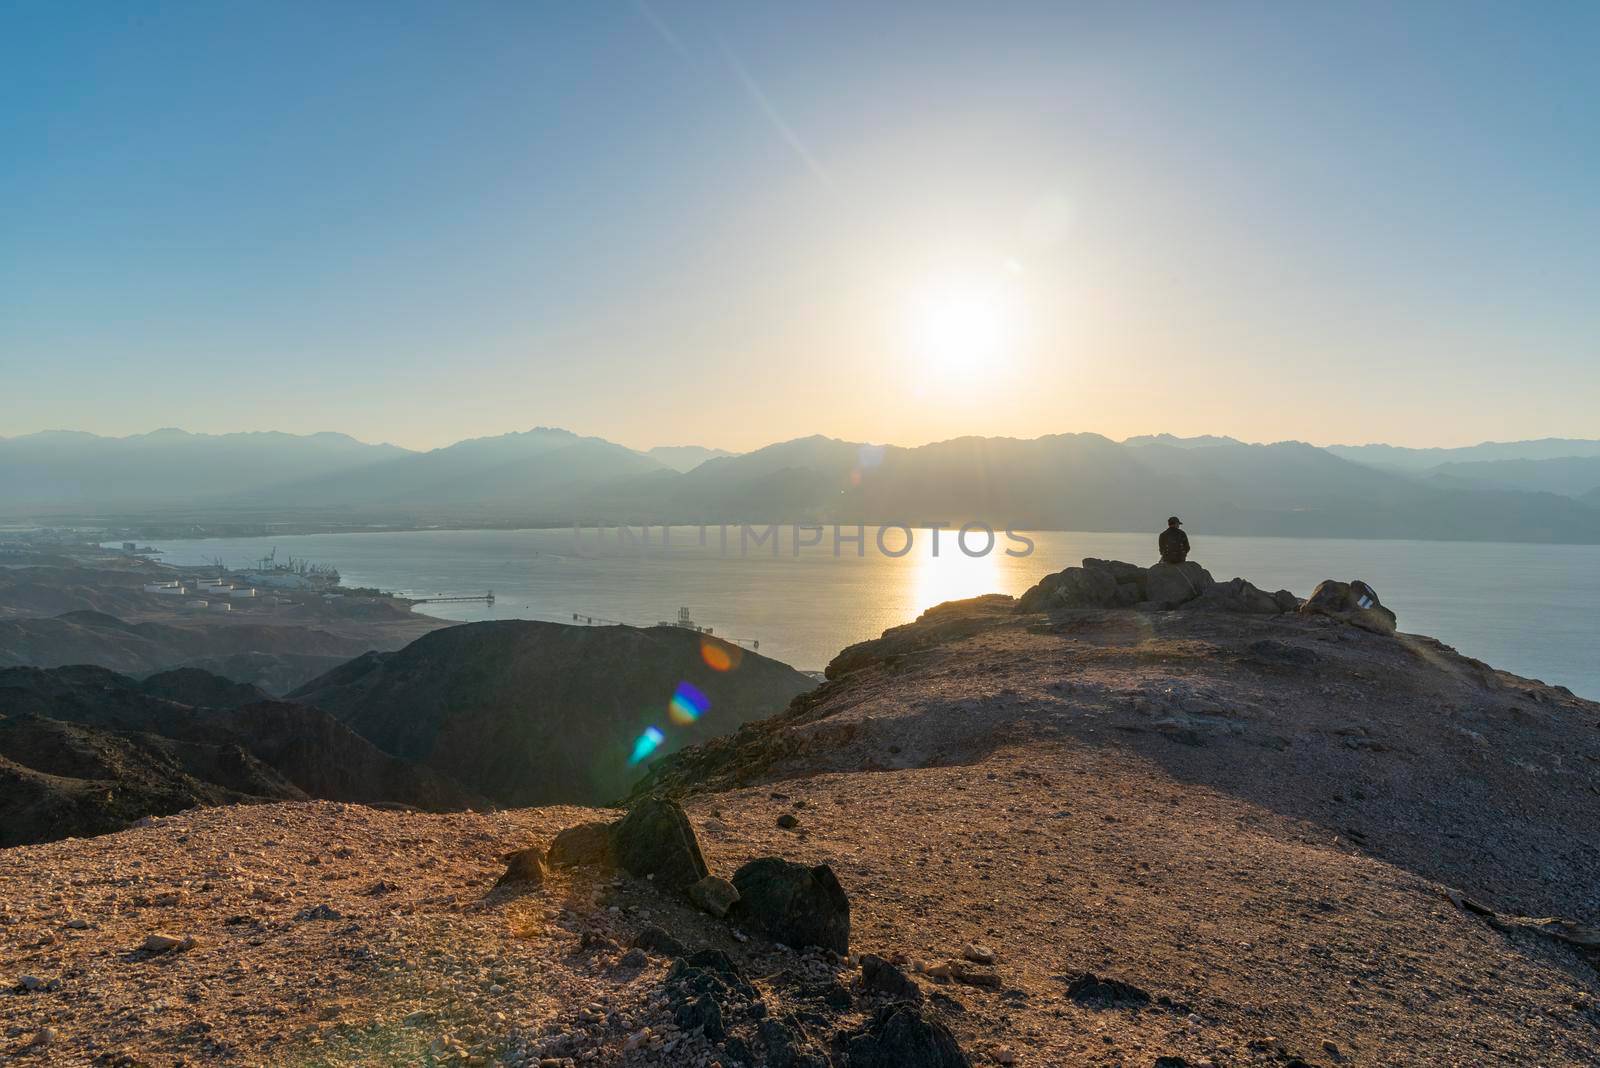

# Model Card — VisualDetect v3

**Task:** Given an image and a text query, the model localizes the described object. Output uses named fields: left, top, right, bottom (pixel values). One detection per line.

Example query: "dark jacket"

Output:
left=1159, top=526, right=1190, bottom=564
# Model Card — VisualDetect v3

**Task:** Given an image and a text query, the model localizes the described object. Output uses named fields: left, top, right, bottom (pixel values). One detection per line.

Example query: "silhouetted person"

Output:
left=1159, top=516, right=1189, bottom=565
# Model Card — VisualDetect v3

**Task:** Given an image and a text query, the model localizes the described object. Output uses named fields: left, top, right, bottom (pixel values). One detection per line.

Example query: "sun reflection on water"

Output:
left=906, top=538, right=1003, bottom=619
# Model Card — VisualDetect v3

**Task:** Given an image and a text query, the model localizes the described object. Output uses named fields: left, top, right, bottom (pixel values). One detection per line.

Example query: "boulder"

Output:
left=613, top=797, right=709, bottom=891
left=1081, top=557, right=1146, bottom=584
left=1144, top=561, right=1214, bottom=609
left=494, top=846, right=547, bottom=888
left=1054, top=567, right=1120, bottom=608
left=1300, top=579, right=1397, bottom=636
left=1015, top=565, right=1121, bottom=612
left=836, top=1004, right=971, bottom=1068
left=730, top=857, right=850, bottom=954
left=687, top=875, right=741, bottom=919
left=547, top=820, right=617, bottom=869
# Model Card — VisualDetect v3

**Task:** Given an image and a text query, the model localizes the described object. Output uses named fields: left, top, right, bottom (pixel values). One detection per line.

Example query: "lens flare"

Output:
left=669, top=680, right=710, bottom=725
left=699, top=636, right=742, bottom=672
left=629, top=726, right=666, bottom=765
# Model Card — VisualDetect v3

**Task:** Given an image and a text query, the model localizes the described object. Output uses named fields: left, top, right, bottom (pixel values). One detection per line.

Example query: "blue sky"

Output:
left=2, top=1, right=1597, bottom=451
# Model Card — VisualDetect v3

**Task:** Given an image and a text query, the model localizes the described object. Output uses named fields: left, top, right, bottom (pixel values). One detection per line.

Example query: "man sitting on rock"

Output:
left=1159, top=516, right=1190, bottom=565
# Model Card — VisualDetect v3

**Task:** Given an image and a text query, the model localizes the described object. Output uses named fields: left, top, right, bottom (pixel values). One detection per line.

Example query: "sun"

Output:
left=906, top=282, right=1015, bottom=380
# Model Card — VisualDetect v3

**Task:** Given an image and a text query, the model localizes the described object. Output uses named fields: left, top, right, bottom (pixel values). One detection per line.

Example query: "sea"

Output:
left=140, top=526, right=1600, bottom=698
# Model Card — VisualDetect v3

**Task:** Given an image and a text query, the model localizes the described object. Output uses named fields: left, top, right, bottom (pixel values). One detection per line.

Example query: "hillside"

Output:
left=1, top=566, right=1596, bottom=1065
left=290, top=621, right=817, bottom=807
left=0, top=665, right=481, bottom=845
left=0, top=611, right=379, bottom=693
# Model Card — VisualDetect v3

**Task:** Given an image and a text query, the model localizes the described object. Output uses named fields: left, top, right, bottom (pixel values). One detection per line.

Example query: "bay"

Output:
left=145, top=526, right=1600, bottom=698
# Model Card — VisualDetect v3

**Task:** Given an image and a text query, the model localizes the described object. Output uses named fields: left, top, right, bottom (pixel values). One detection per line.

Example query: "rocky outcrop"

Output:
left=1017, top=558, right=1306, bottom=616
left=730, top=857, right=851, bottom=954
left=1300, top=579, right=1398, bottom=635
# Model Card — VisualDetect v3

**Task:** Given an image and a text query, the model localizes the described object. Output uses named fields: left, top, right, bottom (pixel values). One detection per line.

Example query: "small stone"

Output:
left=776, top=813, right=800, bottom=829
left=962, top=943, right=996, bottom=965
left=142, top=933, right=197, bottom=954
left=619, top=948, right=648, bottom=969
left=64, top=918, right=89, bottom=930
left=294, top=904, right=344, bottom=922
left=26, top=1027, right=55, bottom=1049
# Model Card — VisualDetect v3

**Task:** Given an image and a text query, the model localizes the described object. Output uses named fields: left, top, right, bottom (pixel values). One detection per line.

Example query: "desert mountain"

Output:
left=0, top=664, right=481, bottom=845
left=1426, top=455, right=1600, bottom=498
left=1326, top=436, right=1600, bottom=471
left=9, top=426, right=1600, bottom=542
left=229, top=427, right=666, bottom=514
left=289, top=620, right=815, bottom=807
left=646, top=444, right=737, bottom=472
left=0, top=429, right=407, bottom=510
left=608, top=433, right=1600, bottom=542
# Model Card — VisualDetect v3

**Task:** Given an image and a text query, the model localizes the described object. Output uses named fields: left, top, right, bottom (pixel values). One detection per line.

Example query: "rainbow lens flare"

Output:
left=629, top=726, right=666, bottom=765
left=669, top=681, right=710, bottom=725
left=699, top=636, right=742, bottom=672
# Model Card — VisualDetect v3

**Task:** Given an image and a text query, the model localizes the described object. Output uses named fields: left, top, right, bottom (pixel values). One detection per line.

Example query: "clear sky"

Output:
left=3, top=1, right=1597, bottom=452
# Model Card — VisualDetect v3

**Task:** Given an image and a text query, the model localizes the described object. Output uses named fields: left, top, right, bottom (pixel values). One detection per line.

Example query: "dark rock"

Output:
left=675, top=994, right=725, bottom=1040
left=1273, top=589, right=1301, bottom=613
left=632, top=925, right=688, bottom=958
left=731, top=857, right=850, bottom=954
left=836, top=1004, right=971, bottom=1067
left=1063, top=971, right=1152, bottom=1007
left=546, top=820, right=617, bottom=869
left=493, top=846, right=547, bottom=888
left=761, top=1018, right=829, bottom=1068
left=777, top=812, right=800, bottom=829
left=1301, top=579, right=1397, bottom=636
left=613, top=797, right=708, bottom=891
left=860, top=954, right=923, bottom=1003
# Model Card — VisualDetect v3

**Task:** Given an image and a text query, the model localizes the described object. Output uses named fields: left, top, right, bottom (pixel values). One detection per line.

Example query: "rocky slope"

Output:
left=290, top=621, right=816, bottom=807
left=1, top=564, right=1597, bottom=1066
left=0, top=666, right=481, bottom=845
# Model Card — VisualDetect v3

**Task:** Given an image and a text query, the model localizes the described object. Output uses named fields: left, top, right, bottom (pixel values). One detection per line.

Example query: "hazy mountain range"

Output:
left=5, top=427, right=1600, bottom=542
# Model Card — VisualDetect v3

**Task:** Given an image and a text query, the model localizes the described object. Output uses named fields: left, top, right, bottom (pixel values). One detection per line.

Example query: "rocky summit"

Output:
left=1, top=567, right=1598, bottom=1066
